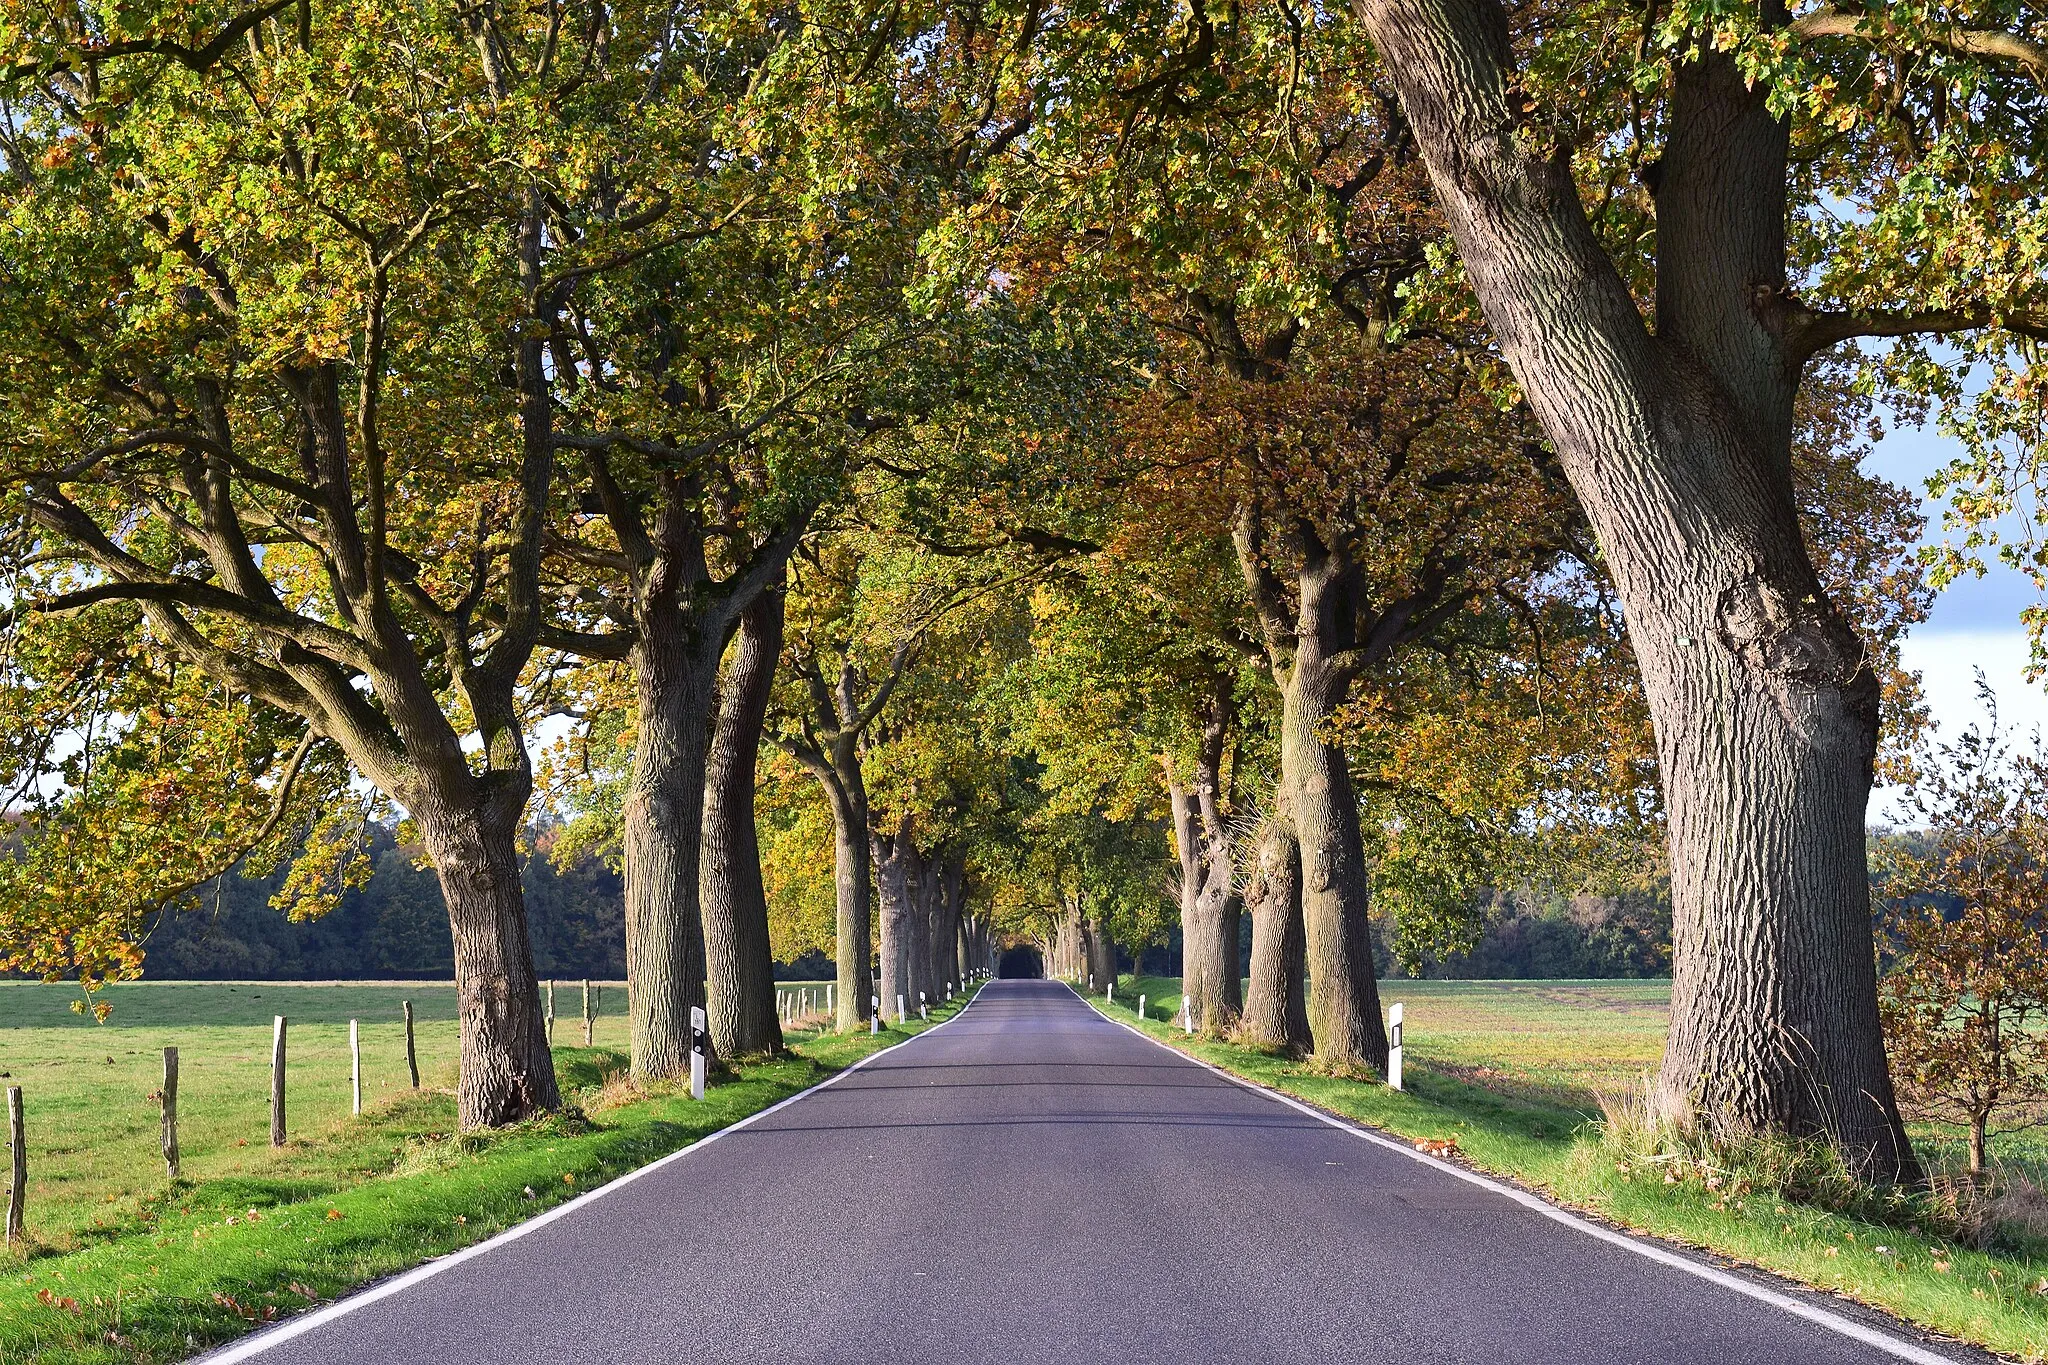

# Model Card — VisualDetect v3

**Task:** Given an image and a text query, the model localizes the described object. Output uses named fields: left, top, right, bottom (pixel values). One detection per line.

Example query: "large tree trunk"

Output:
left=1167, top=712, right=1242, bottom=1033
left=1052, top=897, right=1086, bottom=983
left=415, top=797, right=561, bottom=1127
left=1352, top=0, right=1915, bottom=1178
left=829, top=779, right=875, bottom=1031
left=622, top=635, right=719, bottom=1082
left=702, top=586, right=785, bottom=1058
left=875, top=820, right=916, bottom=1022
left=1184, top=865, right=1241, bottom=1033
left=1085, top=916, right=1118, bottom=996
left=1243, top=814, right=1311, bottom=1053
left=957, top=904, right=974, bottom=987
left=1281, top=647, right=1386, bottom=1073
left=907, top=847, right=934, bottom=1012
left=933, top=855, right=964, bottom=995
left=1188, top=678, right=1247, bottom=1034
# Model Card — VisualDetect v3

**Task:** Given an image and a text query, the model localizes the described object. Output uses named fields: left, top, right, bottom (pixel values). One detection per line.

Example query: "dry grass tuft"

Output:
left=581, top=1069, right=647, bottom=1116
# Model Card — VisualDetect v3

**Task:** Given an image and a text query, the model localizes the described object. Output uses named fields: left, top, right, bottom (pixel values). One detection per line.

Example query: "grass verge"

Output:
left=1094, top=975, right=2048, bottom=1363
left=0, top=985, right=975, bottom=1365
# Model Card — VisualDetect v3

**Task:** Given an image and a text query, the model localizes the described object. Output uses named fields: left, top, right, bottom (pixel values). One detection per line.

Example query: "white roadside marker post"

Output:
left=920, top=991, right=929, bottom=1022
left=1088, top=973, right=1094, bottom=992
left=898, top=994, right=907, bottom=1024
left=871, top=995, right=881, bottom=1035
left=1388, top=1002, right=1404, bottom=1091
left=1137, top=994, right=1146, bottom=1021
left=349, top=1018, right=362, bottom=1116
left=690, top=1005, right=707, bottom=1101
left=1182, top=997, right=1193, bottom=1034
left=1106, top=981, right=1114, bottom=1005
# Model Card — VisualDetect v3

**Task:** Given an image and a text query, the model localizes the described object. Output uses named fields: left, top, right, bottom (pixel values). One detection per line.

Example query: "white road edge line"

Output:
left=1067, top=984, right=1968, bottom=1365
left=197, top=985, right=986, bottom=1364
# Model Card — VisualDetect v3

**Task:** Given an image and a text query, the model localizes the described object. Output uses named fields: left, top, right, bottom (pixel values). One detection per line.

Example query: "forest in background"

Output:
left=82, top=817, right=1670, bottom=982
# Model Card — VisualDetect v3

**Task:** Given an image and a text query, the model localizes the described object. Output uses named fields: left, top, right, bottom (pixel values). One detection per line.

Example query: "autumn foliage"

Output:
left=1879, top=683, right=2048, bottom=1175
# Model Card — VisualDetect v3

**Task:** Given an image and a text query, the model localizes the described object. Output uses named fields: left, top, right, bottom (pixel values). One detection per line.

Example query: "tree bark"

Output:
left=1280, top=640, right=1387, bottom=1073
left=415, top=797, right=560, bottom=1127
left=875, top=818, right=918, bottom=1021
left=956, top=901, right=974, bottom=987
left=1167, top=680, right=1244, bottom=1035
left=907, top=846, right=934, bottom=1011
left=932, top=854, right=964, bottom=994
left=1351, top=0, right=1916, bottom=1177
left=622, top=631, right=719, bottom=1082
left=1243, top=814, right=1311, bottom=1053
left=829, top=779, right=875, bottom=1031
left=1085, top=915, right=1118, bottom=995
left=702, top=585, right=786, bottom=1058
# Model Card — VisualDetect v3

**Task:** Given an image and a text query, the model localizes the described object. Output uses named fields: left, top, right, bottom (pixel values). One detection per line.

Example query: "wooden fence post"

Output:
left=5, top=1086, right=23, bottom=1246
left=403, top=1000, right=420, bottom=1088
left=582, top=979, right=594, bottom=1046
left=270, top=1015, right=287, bottom=1147
left=546, top=980, right=556, bottom=1043
left=349, top=1019, right=362, bottom=1115
left=161, top=1047, right=180, bottom=1180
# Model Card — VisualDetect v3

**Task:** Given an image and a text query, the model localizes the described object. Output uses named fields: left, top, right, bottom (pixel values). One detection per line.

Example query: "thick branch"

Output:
left=1790, top=6, right=2048, bottom=78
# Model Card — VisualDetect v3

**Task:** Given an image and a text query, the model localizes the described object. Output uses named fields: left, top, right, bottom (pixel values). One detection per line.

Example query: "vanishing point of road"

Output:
left=206, top=979, right=1982, bottom=1365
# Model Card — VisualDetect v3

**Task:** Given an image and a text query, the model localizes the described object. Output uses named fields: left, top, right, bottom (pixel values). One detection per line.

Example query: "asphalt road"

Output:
left=211, top=979, right=1974, bottom=1365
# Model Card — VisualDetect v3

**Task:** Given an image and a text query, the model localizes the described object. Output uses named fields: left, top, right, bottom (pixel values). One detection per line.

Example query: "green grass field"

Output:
left=0, top=979, right=844, bottom=1256
left=0, top=976, right=912, bottom=1364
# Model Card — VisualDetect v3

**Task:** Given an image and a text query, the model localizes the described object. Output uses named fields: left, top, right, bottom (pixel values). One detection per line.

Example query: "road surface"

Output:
left=210, top=979, right=1974, bottom=1364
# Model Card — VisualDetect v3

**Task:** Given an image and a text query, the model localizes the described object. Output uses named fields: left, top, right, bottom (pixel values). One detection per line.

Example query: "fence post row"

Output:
left=161, top=1046, right=180, bottom=1180
left=583, top=979, right=594, bottom=1046
left=270, top=1015, right=288, bottom=1147
left=404, top=999, right=421, bottom=1088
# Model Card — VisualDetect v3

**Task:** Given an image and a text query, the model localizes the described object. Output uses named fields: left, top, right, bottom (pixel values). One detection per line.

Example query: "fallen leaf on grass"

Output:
left=211, top=1293, right=277, bottom=1323
left=1413, top=1137, right=1461, bottom=1158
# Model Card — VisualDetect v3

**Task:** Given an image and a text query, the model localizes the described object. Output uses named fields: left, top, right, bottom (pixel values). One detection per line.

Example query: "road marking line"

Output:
left=1071, top=985, right=1968, bottom=1365
left=198, top=988, right=985, bottom=1363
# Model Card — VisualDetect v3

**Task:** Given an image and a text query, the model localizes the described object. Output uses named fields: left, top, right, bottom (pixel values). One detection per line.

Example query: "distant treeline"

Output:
left=1377, top=888, right=1674, bottom=981
left=134, top=823, right=838, bottom=982
left=119, top=820, right=1673, bottom=983
left=141, top=824, right=627, bottom=980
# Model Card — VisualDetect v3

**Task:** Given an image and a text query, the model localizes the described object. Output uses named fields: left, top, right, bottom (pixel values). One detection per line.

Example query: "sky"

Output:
left=1865, top=418, right=2043, bottom=823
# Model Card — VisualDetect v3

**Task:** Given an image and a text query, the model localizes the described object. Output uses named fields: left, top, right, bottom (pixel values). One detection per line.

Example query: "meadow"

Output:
left=0, top=977, right=923, bottom=1363
left=0, top=979, right=835, bottom=1257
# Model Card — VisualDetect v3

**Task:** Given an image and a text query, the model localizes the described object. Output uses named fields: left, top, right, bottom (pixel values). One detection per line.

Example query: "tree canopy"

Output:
left=0, top=0, right=2025, bottom=1175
